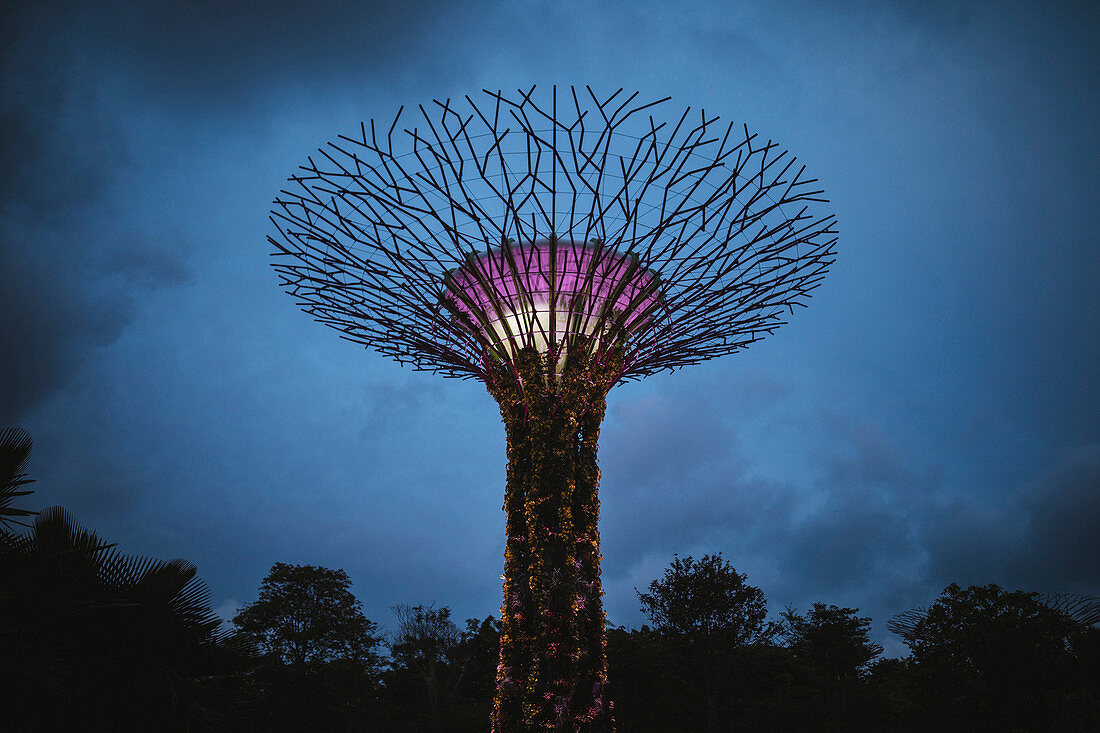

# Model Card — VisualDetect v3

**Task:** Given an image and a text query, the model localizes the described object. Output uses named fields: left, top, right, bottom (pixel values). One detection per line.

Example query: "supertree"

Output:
left=268, top=86, right=836, bottom=731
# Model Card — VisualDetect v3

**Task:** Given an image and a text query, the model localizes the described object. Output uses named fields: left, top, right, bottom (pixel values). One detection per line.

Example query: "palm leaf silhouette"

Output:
left=1, top=507, right=254, bottom=729
left=0, top=427, right=36, bottom=528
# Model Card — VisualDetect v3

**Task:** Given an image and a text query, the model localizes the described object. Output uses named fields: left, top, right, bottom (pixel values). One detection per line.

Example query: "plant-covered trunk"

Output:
left=487, top=347, right=619, bottom=732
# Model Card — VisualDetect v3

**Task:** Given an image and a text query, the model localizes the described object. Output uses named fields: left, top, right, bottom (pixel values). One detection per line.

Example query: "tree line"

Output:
left=2, top=428, right=1098, bottom=731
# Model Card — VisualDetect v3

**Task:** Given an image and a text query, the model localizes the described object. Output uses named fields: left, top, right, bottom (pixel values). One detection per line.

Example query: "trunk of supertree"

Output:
left=487, top=347, right=619, bottom=732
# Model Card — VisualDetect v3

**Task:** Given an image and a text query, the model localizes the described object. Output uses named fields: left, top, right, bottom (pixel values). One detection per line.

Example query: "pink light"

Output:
left=443, top=240, right=661, bottom=359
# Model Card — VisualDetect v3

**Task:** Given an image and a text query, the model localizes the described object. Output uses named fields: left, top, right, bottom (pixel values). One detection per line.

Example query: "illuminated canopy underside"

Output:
left=443, top=240, right=661, bottom=366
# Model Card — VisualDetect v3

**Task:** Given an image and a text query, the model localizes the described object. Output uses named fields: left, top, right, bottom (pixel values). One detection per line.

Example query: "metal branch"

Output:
left=270, top=86, right=837, bottom=383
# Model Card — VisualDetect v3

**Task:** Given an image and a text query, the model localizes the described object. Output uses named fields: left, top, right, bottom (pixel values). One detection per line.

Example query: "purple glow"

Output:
left=443, top=241, right=661, bottom=357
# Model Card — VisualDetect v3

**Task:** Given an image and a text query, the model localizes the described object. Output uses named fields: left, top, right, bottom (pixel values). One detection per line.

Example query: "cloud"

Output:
left=0, top=0, right=491, bottom=422
left=0, top=5, right=184, bottom=421
left=912, top=443, right=1100, bottom=598
left=216, top=598, right=242, bottom=627
left=0, top=93, right=192, bottom=422
left=600, top=391, right=1098, bottom=649
left=1017, top=444, right=1100, bottom=591
left=5, top=0, right=491, bottom=111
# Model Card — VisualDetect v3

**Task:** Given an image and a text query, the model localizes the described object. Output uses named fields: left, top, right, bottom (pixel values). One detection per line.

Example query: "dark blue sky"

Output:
left=3, top=0, right=1098, bottom=656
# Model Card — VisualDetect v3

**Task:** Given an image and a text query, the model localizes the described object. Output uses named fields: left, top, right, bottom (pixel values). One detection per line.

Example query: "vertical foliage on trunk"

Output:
left=487, top=345, right=620, bottom=732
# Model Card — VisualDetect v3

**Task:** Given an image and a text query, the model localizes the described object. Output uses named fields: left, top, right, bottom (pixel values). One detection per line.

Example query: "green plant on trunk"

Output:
left=487, top=345, right=621, bottom=732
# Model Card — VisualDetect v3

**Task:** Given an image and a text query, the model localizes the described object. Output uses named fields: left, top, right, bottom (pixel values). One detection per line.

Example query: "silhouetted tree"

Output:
left=605, top=624, right=685, bottom=731
left=232, top=563, right=383, bottom=730
left=637, top=554, right=781, bottom=732
left=389, top=604, right=464, bottom=732
left=0, top=506, right=250, bottom=730
left=862, top=657, right=925, bottom=730
left=451, top=615, right=502, bottom=728
left=782, top=603, right=882, bottom=729
left=234, top=562, right=381, bottom=669
left=638, top=554, right=779, bottom=648
left=378, top=608, right=501, bottom=732
left=889, top=583, right=1100, bottom=731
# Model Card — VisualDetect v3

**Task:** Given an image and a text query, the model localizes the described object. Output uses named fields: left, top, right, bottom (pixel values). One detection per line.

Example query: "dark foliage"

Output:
left=635, top=553, right=783, bottom=732
left=611, top=561, right=1100, bottom=732
left=231, top=562, right=384, bottom=731
left=453, top=614, right=504, bottom=716
left=380, top=607, right=501, bottom=732
left=234, top=562, right=382, bottom=669
left=3, top=432, right=1097, bottom=730
left=389, top=603, right=464, bottom=732
left=886, top=583, right=1100, bottom=731
left=780, top=603, right=883, bottom=729
left=0, top=507, right=253, bottom=730
left=783, top=603, right=883, bottom=681
left=638, top=554, right=780, bottom=649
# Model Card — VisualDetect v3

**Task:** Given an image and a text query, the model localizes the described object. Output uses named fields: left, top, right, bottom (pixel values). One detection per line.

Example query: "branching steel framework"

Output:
left=269, top=86, right=837, bottom=732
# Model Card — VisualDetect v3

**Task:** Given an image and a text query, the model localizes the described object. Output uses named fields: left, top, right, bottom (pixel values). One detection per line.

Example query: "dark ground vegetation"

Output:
left=2, top=428, right=1097, bottom=731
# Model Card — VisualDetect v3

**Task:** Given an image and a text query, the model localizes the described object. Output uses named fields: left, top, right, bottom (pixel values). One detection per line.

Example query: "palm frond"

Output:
left=886, top=608, right=927, bottom=643
left=0, top=427, right=37, bottom=528
left=31, top=506, right=116, bottom=559
left=1041, top=592, right=1100, bottom=627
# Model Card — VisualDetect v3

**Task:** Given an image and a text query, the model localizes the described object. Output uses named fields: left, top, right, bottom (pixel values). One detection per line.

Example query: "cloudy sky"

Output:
left=3, top=0, right=1097, bottom=657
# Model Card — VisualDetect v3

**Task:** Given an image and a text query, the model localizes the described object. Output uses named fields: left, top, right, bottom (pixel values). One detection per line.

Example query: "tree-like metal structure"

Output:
left=269, top=86, right=837, bottom=731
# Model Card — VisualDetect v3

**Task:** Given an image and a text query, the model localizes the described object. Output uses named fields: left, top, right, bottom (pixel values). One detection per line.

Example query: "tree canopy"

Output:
left=637, top=553, right=778, bottom=647
left=232, top=562, right=381, bottom=670
left=635, top=553, right=782, bottom=732
left=783, top=602, right=882, bottom=682
left=389, top=604, right=467, bottom=732
left=5, top=429, right=1098, bottom=731
left=888, top=583, right=1100, bottom=730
